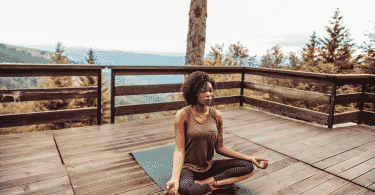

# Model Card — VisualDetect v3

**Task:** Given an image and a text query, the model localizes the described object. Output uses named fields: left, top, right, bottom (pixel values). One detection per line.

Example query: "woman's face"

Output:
left=196, top=82, right=214, bottom=106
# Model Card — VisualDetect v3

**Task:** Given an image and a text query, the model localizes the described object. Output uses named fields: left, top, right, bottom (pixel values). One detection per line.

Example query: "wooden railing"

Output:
left=0, top=64, right=104, bottom=128
left=1, top=64, right=374, bottom=130
left=110, top=66, right=375, bottom=129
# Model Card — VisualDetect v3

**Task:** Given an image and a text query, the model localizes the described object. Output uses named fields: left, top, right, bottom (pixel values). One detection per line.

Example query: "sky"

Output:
left=2, top=0, right=375, bottom=58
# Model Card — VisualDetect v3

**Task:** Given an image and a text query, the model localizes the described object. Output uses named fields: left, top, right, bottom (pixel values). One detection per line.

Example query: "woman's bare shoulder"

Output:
left=175, top=106, right=188, bottom=122
left=212, top=107, right=223, bottom=119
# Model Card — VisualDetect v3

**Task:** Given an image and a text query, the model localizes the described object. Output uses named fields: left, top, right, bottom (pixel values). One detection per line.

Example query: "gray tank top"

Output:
left=182, top=106, right=223, bottom=172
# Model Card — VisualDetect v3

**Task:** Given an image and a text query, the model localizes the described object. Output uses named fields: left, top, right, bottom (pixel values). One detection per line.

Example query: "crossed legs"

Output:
left=178, top=159, right=254, bottom=195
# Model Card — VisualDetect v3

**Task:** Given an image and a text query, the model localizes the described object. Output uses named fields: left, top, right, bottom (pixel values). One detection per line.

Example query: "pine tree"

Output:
left=360, top=23, right=375, bottom=75
left=86, top=47, right=96, bottom=65
left=259, top=44, right=285, bottom=87
left=300, top=31, right=321, bottom=68
left=75, top=48, right=111, bottom=125
left=319, top=8, right=356, bottom=74
left=33, top=42, right=76, bottom=130
left=358, top=23, right=375, bottom=115
left=260, top=44, right=285, bottom=69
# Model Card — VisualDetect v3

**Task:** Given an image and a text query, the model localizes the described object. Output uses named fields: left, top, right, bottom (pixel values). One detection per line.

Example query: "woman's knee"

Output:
left=239, top=160, right=254, bottom=174
left=178, top=179, right=191, bottom=194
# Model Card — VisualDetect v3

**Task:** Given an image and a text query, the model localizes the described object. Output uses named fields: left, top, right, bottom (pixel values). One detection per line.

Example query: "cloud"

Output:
left=265, top=34, right=311, bottom=48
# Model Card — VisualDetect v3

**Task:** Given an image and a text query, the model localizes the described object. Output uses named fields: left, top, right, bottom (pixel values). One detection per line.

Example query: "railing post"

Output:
left=240, top=72, right=245, bottom=107
left=327, top=79, right=337, bottom=129
left=110, top=69, right=116, bottom=124
left=357, top=82, right=366, bottom=125
left=97, top=69, right=102, bottom=125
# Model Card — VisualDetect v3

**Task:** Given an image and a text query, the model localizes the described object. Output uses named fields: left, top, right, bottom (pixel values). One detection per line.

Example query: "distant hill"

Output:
left=1, top=44, right=186, bottom=66
left=0, top=43, right=178, bottom=121
left=0, top=43, right=78, bottom=64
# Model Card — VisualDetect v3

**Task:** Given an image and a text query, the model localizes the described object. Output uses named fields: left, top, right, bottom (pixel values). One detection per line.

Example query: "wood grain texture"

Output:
left=2, top=107, right=375, bottom=194
left=0, top=131, right=74, bottom=195
left=0, top=108, right=97, bottom=128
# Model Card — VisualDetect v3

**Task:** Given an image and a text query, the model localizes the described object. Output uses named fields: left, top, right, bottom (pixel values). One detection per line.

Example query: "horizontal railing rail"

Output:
left=1, top=64, right=374, bottom=130
left=0, top=64, right=105, bottom=128
left=109, top=66, right=375, bottom=129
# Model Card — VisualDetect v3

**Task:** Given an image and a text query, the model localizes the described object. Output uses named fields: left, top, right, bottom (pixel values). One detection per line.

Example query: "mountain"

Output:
left=0, top=43, right=78, bottom=64
left=1, top=44, right=186, bottom=66
left=0, top=44, right=177, bottom=119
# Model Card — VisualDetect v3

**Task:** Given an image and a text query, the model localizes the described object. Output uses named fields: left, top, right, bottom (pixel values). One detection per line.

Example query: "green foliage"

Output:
left=86, top=47, right=97, bottom=65
left=75, top=48, right=112, bottom=125
left=164, top=42, right=260, bottom=117
left=359, top=23, right=375, bottom=76
left=33, top=42, right=77, bottom=130
left=300, top=31, right=320, bottom=68
left=319, top=8, right=357, bottom=74
left=205, top=41, right=258, bottom=67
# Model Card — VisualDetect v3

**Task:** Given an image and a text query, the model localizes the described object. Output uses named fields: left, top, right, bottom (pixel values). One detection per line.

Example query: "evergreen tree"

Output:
left=227, top=41, right=258, bottom=67
left=33, top=42, right=76, bottom=130
left=360, top=23, right=375, bottom=75
left=76, top=48, right=111, bottom=125
left=49, top=42, right=69, bottom=64
left=319, top=8, right=356, bottom=74
left=300, top=31, right=321, bottom=68
left=85, top=47, right=97, bottom=65
left=259, top=44, right=285, bottom=87
left=260, top=44, right=285, bottom=69
left=358, top=23, right=375, bottom=115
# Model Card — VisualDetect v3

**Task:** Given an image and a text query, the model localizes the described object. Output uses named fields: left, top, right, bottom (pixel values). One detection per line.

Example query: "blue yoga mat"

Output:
left=131, top=144, right=258, bottom=195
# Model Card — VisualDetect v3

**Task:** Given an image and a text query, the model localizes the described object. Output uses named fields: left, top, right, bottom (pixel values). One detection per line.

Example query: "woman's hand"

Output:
left=248, top=156, right=268, bottom=169
left=164, top=178, right=180, bottom=195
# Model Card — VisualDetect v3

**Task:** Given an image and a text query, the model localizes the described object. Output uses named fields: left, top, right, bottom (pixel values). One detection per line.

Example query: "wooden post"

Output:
left=240, top=72, right=245, bottom=107
left=327, top=80, right=337, bottom=129
left=111, top=69, right=116, bottom=124
left=357, top=82, right=366, bottom=125
left=97, top=69, right=102, bottom=125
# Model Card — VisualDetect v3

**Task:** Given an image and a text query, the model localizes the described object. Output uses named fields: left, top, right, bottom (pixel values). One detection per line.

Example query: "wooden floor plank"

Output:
left=248, top=162, right=310, bottom=190
left=242, top=158, right=299, bottom=184
left=327, top=182, right=367, bottom=195
left=0, top=143, right=56, bottom=160
left=352, top=168, right=375, bottom=188
left=313, top=141, right=375, bottom=170
left=326, top=148, right=375, bottom=174
left=0, top=165, right=68, bottom=190
left=51, top=188, right=75, bottom=195
left=277, top=130, right=363, bottom=157
left=338, top=157, right=375, bottom=180
left=0, top=176, right=71, bottom=195
left=76, top=174, right=154, bottom=195
left=300, top=177, right=350, bottom=195
left=3, top=107, right=374, bottom=195
left=357, top=189, right=375, bottom=195
left=300, top=135, right=375, bottom=164
left=271, top=171, right=335, bottom=195
left=0, top=131, right=53, bottom=149
left=254, top=166, right=319, bottom=195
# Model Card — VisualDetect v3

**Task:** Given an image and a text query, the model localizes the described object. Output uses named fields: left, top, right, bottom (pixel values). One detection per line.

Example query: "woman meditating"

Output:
left=164, top=71, right=268, bottom=195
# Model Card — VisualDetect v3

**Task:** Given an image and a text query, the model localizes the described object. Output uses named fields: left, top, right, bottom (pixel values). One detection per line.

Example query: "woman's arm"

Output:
left=214, top=110, right=267, bottom=168
left=170, top=109, right=186, bottom=181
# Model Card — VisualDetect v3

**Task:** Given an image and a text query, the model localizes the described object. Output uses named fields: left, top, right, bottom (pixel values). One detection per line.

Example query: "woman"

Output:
left=164, top=71, right=268, bottom=195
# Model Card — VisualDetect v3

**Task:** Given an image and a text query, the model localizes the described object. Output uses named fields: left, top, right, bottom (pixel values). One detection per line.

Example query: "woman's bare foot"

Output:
left=194, top=177, right=215, bottom=185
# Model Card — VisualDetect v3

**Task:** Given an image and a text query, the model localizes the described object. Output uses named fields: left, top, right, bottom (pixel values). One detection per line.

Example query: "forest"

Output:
left=1, top=8, right=374, bottom=135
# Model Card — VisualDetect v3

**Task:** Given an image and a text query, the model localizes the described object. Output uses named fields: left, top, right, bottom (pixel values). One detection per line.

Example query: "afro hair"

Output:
left=181, top=71, right=217, bottom=105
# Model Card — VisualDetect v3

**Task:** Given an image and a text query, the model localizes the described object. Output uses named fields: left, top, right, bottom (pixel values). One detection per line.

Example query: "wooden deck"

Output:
left=1, top=107, right=375, bottom=195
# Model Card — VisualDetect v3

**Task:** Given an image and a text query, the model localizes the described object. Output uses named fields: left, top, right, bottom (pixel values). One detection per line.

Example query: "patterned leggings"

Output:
left=178, top=159, right=254, bottom=195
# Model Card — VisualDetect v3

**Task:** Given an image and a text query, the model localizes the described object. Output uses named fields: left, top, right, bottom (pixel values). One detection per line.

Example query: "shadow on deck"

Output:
left=1, top=107, right=375, bottom=195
